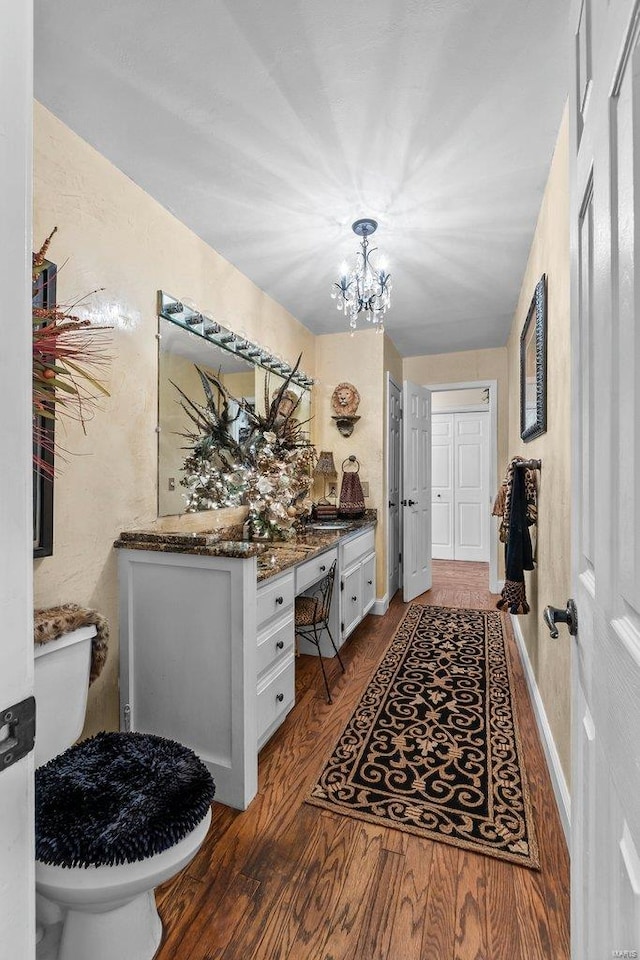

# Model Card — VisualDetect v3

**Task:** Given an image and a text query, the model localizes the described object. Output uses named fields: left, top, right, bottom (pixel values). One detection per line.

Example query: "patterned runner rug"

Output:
left=307, top=604, right=539, bottom=868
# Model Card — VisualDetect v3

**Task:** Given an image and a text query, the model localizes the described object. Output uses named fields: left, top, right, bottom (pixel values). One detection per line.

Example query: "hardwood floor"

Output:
left=155, top=561, right=570, bottom=960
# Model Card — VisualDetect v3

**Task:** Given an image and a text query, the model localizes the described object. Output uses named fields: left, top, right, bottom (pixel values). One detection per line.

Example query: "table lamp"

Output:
left=314, top=451, right=337, bottom=505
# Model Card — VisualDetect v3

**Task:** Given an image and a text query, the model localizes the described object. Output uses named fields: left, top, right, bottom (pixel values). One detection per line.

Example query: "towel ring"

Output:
left=341, top=455, right=360, bottom=472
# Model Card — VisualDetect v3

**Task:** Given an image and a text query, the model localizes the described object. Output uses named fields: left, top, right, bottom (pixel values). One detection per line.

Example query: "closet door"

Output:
left=454, top=412, right=489, bottom=562
left=431, top=414, right=454, bottom=560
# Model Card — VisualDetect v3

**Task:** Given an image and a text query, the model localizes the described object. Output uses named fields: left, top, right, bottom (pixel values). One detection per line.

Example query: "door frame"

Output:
left=424, top=379, right=499, bottom=593
left=0, top=0, right=35, bottom=954
left=385, top=372, right=402, bottom=610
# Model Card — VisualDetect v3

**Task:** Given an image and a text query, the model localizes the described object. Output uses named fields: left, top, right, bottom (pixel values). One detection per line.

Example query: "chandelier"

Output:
left=331, top=218, right=392, bottom=330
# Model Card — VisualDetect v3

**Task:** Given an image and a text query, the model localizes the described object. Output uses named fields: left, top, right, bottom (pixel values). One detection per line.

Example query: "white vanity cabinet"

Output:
left=118, top=548, right=258, bottom=812
left=256, top=571, right=295, bottom=750
left=339, top=528, right=376, bottom=640
left=117, top=522, right=377, bottom=814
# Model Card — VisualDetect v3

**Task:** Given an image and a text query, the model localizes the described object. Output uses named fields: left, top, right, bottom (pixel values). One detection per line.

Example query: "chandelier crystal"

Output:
left=331, top=218, right=392, bottom=330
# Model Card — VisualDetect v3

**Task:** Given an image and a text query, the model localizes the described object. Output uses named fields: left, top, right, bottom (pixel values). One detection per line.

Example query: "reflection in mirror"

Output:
left=158, top=316, right=312, bottom=516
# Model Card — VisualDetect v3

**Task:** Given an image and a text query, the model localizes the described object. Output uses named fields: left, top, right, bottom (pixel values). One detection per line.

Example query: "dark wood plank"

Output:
left=299, top=822, right=391, bottom=960
left=347, top=848, right=404, bottom=960
left=154, top=560, right=570, bottom=960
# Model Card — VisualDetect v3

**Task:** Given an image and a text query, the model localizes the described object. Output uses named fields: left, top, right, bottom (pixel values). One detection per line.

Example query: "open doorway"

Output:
left=425, top=380, right=499, bottom=594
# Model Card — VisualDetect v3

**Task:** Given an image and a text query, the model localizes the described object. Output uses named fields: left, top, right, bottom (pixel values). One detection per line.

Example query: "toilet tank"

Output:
left=33, top=626, right=95, bottom=767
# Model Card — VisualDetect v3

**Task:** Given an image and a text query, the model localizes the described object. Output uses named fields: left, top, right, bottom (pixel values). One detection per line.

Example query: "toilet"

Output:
left=34, top=626, right=214, bottom=960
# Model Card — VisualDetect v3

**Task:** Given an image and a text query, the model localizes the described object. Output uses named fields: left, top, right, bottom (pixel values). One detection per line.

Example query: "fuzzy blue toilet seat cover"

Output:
left=36, top=731, right=215, bottom=868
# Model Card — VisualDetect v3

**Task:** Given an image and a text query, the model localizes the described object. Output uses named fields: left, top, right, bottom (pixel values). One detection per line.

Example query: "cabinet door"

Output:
left=341, top=564, right=362, bottom=639
left=361, top=554, right=376, bottom=616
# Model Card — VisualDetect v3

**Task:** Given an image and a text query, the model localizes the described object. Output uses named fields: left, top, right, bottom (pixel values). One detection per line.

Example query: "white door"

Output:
left=432, top=411, right=489, bottom=562
left=453, top=412, right=489, bottom=562
left=402, top=382, right=431, bottom=602
left=387, top=376, right=401, bottom=598
left=569, top=1, right=640, bottom=955
left=431, top=414, right=454, bottom=560
left=0, top=1, right=35, bottom=955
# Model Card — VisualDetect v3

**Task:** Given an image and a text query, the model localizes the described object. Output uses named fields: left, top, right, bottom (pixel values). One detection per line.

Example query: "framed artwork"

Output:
left=33, top=259, right=56, bottom=558
left=520, top=274, right=547, bottom=442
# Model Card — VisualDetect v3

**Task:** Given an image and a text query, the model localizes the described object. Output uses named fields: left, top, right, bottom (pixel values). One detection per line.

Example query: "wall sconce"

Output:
left=158, top=291, right=315, bottom=391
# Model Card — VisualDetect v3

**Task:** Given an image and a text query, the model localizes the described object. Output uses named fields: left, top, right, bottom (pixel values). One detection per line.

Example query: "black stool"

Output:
left=294, top=560, right=345, bottom=703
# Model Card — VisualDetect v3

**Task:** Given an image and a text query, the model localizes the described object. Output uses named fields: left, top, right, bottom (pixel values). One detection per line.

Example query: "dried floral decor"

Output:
left=174, top=357, right=315, bottom=539
left=32, top=228, right=111, bottom=477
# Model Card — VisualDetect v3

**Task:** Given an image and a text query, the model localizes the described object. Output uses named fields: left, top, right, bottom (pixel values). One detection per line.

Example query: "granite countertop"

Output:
left=114, top=511, right=376, bottom=582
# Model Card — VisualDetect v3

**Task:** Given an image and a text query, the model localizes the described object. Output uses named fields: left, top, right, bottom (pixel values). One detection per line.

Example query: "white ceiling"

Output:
left=34, top=0, right=569, bottom=357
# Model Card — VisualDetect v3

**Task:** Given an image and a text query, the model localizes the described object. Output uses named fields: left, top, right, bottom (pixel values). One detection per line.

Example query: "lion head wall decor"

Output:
left=331, top=382, right=361, bottom=437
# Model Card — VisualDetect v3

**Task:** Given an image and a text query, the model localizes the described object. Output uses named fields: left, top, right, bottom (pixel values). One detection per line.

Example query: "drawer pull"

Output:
left=352, top=595, right=358, bottom=602
left=276, top=640, right=284, bottom=650
left=276, top=692, right=284, bottom=703
left=367, top=579, right=373, bottom=585
left=320, top=564, right=326, bottom=572
left=275, top=596, right=284, bottom=605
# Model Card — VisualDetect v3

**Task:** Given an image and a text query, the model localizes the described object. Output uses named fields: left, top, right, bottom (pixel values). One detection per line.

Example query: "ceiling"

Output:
left=34, top=0, right=569, bottom=357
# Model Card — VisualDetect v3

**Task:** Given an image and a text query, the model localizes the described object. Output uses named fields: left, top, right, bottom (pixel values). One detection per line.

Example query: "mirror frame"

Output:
left=519, top=274, right=547, bottom=443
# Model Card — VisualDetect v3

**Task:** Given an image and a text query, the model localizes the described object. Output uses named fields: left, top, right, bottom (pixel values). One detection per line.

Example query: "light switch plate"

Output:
left=361, top=481, right=369, bottom=497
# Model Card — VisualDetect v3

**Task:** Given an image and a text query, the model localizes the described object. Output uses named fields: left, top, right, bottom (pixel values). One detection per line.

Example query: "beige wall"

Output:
left=315, top=330, right=386, bottom=594
left=383, top=335, right=403, bottom=386
left=33, top=103, right=315, bottom=737
left=403, top=347, right=509, bottom=487
left=506, top=106, right=571, bottom=784
left=431, top=388, right=489, bottom=411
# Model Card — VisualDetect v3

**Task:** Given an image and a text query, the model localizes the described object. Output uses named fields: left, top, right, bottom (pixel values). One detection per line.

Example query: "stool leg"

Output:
left=324, top=623, right=345, bottom=673
left=312, top=622, right=333, bottom=704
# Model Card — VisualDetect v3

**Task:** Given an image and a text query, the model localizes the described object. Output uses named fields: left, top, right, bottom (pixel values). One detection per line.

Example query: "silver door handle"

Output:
left=543, top=600, right=578, bottom=639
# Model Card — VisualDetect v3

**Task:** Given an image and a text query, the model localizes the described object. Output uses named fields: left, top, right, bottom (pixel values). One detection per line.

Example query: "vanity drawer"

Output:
left=257, top=615, right=294, bottom=678
left=257, top=654, right=295, bottom=747
left=296, top=547, right=337, bottom=594
left=341, top=528, right=375, bottom=570
left=257, top=571, right=295, bottom=629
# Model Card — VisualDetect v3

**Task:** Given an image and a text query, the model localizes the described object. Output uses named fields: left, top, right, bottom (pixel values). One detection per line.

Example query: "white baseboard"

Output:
left=371, top=594, right=389, bottom=616
left=510, top=614, right=571, bottom=848
left=490, top=578, right=505, bottom=594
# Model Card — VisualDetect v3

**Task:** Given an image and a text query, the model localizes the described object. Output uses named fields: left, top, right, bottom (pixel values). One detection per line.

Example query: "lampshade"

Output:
left=314, top=451, right=337, bottom=476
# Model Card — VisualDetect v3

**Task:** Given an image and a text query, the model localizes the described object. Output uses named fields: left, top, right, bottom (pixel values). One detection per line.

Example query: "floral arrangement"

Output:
left=33, top=228, right=110, bottom=475
left=174, top=358, right=315, bottom=539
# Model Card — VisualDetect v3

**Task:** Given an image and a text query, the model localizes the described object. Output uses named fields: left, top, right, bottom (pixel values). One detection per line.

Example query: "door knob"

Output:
left=388, top=501, right=396, bottom=508
left=436, top=493, right=441, bottom=498
left=543, top=599, right=578, bottom=639
left=408, top=499, right=416, bottom=506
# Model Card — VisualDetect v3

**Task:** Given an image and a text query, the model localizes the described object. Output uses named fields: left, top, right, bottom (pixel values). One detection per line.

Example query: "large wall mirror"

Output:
left=157, top=293, right=312, bottom=516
